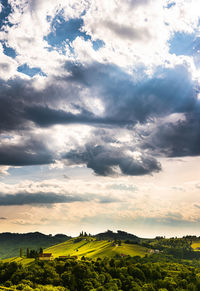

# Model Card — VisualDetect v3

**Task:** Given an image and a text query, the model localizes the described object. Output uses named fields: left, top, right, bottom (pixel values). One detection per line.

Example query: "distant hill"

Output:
left=94, top=230, right=140, bottom=242
left=0, top=232, right=70, bottom=259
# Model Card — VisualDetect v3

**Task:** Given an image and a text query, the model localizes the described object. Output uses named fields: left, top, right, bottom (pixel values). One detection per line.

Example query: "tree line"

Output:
left=20, top=247, right=43, bottom=259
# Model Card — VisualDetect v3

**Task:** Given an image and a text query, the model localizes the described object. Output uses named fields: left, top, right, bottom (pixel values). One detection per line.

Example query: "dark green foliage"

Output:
left=26, top=248, right=30, bottom=258
left=149, top=236, right=200, bottom=260
left=19, top=248, right=23, bottom=258
left=28, top=249, right=39, bottom=258
left=95, top=230, right=139, bottom=243
left=1, top=254, right=200, bottom=290
left=3, top=233, right=200, bottom=290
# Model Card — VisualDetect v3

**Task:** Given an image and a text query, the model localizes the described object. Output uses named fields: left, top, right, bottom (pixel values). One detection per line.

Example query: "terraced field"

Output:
left=45, top=237, right=148, bottom=259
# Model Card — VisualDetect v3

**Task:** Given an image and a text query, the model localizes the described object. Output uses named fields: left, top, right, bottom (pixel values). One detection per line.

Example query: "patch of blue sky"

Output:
left=46, top=15, right=51, bottom=22
left=169, top=32, right=198, bottom=56
left=45, top=16, right=90, bottom=47
left=0, top=0, right=12, bottom=28
left=92, top=39, right=105, bottom=51
left=3, top=165, right=69, bottom=184
left=165, top=2, right=176, bottom=9
left=2, top=43, right=17, bottom=58
left=45, top=14, right=104, bottom=53
left=17, top=64, right=46, bottom=77
left=0, top=165, right=90, bottom=184
left=0, top=165, right=45, bottom=184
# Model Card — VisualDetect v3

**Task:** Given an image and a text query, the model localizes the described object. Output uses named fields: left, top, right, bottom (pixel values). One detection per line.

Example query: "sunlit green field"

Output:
left=191, top=241, right=200, bottom=251
left=45, top=237, right=148, bottom=259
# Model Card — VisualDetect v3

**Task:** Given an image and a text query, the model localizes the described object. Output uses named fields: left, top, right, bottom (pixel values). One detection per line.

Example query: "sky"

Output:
left=0, top=0, right=200, bottom=238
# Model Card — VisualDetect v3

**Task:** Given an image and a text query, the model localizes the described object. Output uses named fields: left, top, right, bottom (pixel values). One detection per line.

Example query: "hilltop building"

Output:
left=39, top=253, right=54, bottom=261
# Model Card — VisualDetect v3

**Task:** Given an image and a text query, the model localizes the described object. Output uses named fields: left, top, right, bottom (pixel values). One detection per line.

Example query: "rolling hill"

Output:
left=44, top=236, right=148, bottom=259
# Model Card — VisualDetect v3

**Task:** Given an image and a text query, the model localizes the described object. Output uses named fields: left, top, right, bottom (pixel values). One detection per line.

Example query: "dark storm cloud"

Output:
left=0, top=76, right=85, bottom=132
left=0, top=62, right=197, bottom=132
left=142, top=113, right=200, bottom=157
left=0, top=78, right=36, bottom=132
left=63, top=143, right=161, bottom=176
left=0, top=94, right=26, bottom=132
left=0, top=137, right=54, bottom=166
left=0, top=192, right=86, bottom=205
left=25, top=105, right=134, bottom=127
left=0, top=191, right=120, bottom=205
left=62, top=61, right=200, bottom=163
left=25, top=105, right=94, bottom=126
left=0, top=58, right=199, bottom=173
left=65, top=62, right=197, bottom=124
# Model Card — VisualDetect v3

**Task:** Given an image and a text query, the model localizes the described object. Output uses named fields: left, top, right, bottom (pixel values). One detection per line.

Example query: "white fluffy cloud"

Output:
left=0, top=43, right=18, bottom=80
left=0, top=0, right=198, bottom=78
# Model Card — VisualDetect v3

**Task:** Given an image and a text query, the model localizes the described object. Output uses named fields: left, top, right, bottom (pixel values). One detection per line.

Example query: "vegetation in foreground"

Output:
left=2, top=231, right=200, bottom=290
left=1, top=253, right=200, bottom=290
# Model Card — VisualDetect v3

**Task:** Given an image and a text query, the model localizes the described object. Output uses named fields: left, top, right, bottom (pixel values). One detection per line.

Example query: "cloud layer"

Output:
left=0, top=0, right=199, bottom=179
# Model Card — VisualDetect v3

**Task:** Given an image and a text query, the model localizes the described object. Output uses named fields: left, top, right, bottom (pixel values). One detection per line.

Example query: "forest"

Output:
left=1, top=252, right=200, bottom=290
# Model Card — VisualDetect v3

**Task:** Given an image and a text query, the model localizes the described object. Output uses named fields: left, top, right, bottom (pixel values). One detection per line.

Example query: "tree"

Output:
left=27, top=248, right=30, bottom=258
left=20, top=248, right=23, bottom=257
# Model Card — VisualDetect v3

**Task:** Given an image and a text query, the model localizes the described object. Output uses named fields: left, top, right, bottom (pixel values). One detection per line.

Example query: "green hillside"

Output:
left=44, top=237, right=148, bottom=259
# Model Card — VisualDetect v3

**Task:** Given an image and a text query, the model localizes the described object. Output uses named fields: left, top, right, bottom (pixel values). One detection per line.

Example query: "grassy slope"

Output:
left=45, top=237, right=148, bottom=259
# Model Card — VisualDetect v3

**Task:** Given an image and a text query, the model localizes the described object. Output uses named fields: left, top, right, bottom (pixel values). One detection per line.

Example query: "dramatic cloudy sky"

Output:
left=0, top=0, right=200, bottom=237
